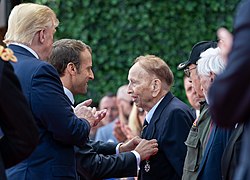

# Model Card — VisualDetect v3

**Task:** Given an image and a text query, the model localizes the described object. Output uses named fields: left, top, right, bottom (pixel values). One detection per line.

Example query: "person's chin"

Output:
left=82, top=90, right=87, bottom=95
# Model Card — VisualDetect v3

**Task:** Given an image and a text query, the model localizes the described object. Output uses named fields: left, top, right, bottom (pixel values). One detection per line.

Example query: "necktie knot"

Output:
left=141, top=119, right=148, bottom=138
left=143, top=119, right=148, bottom=126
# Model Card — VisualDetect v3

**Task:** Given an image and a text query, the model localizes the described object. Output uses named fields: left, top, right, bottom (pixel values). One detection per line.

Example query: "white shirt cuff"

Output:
left=115, top=143, right=123, bottom=155
left=115, top=144, right=140, bottom=171
left=131, top=150, right=141, bottom=171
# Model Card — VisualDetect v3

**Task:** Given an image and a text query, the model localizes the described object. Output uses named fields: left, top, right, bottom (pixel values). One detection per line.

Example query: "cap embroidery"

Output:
left=0, top=46, right=17, bottom=62
left=178, top=62, right=186, bottom=69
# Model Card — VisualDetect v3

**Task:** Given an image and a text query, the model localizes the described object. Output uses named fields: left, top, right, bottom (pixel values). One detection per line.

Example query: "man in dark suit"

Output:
left=4, top=3, right=105, bottom=179
left=0, top=46, right=39, bottom=180
left=48, top=38, right=159, bottom=180
left=127, top=55, right=194, bottom=179
left=209, top=0, right=250, bottom=179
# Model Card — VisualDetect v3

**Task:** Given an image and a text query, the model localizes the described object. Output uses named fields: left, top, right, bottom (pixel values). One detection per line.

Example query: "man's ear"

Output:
left=151, top=79, right=161, bottom=97
left=210, top=72, right=216, bottom=82
left=38, top=29, right=46, bottom=44
left=66, top=62, right=77, bottom=76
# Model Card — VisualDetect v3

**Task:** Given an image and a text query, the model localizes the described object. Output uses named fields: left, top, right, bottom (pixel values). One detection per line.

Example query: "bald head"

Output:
left=117, top=85, right=130, bottom=101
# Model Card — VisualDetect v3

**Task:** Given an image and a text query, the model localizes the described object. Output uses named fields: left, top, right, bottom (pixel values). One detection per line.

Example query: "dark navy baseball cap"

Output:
left=177, top=41, right=217, bottom=70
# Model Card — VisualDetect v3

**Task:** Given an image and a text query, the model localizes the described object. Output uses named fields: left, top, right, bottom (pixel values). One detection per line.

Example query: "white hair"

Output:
left=197, top=47, right=226, bottom=76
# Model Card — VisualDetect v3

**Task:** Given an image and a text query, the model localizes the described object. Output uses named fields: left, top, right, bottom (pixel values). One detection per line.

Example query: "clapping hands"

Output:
left=74, top=99, right=107, bottom=127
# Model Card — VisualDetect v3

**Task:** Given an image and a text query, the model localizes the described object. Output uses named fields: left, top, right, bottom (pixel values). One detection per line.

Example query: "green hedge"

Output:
left=25, top=0, right=239, bottom=105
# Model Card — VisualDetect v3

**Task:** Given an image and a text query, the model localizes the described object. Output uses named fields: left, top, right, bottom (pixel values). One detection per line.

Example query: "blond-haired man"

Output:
left=4, top=3, right=103, bottom=179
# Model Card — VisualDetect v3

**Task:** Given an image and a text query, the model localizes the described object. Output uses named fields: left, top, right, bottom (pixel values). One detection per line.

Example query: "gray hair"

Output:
left=197, top=47, right=225, bottom=76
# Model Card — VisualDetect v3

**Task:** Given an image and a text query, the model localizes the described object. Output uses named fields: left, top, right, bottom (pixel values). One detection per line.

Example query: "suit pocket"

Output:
left=52, top=165, right=75, bottom=178
left=183, top=128, right=200, bottom=172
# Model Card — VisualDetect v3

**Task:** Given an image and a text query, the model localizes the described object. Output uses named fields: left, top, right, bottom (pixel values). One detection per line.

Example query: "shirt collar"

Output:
left=145, top=96, right=164, bottom=124
left=196, top=109, right=200, bottom=118
left=63, top=87, right=75, bottom=105
left=11, top=43, right=39, bottom=59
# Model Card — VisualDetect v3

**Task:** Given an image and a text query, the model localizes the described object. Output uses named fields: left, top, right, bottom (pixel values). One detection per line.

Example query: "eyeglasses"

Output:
left=184, top=67, right=196, bottom=77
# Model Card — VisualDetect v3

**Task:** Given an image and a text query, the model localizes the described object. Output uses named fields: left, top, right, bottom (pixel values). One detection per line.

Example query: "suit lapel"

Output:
left=143, top=92, right=174, bottom=139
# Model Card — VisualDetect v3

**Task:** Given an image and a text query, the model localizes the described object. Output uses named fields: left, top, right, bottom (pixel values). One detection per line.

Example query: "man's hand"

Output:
left=217, top=27, right=233, bottom=62
left=121, top=123, right=138, bottom=140
left=119, top=137, right=158, bottom=161
left=74, top=99, right=107, bottom=127
left=119, top=136, right=142, bottom=152
left=113, top=120, right=127, bottom=142
left=75, top=99, right=92, bottom=108
left=134, top=139, right=158, bottom=161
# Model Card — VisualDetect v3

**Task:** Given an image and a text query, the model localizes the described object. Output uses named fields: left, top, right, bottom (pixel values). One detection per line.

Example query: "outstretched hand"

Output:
left=135, top=139, right=158, bottom=161
left=119, top=136, right=142, bottom=152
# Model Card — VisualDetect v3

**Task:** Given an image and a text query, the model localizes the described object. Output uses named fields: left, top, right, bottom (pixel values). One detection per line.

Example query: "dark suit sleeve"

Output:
left=30, top=63, right=90, bottom=147
left=161, top=108, right=193, bottom=177
left=76, top=141, right=137, bottom=179
left=0, top=61, right=39, bottom=168
left=209, top=0, right=250, bottom=127
left=89, top=140, right=117, bottom=155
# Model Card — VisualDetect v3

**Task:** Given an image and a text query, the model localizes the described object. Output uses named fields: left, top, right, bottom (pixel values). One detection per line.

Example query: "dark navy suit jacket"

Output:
left=197, top=124, right=231, bottom=180
left=139, top=92, right=194, bottom=180
left=6, top=45, right=91, bottom=180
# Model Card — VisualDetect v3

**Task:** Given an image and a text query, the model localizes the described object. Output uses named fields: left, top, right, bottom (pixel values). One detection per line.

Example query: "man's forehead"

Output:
left=80, top=54, right=92, bottom=66
left=129, top=63, right=147, bottom=76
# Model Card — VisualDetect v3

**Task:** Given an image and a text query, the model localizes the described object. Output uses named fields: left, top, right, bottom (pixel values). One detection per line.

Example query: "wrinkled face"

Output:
left=184, top=76, right=201, bottom=110
left=187, top=64, right=204, bottom=98
left=99, top=96, right=119, bottom=125
left=72, top=49, right=94, bottom=95
left=42, top=24, right=56, bottom=60
left=127, top=63, right=153, bottom=111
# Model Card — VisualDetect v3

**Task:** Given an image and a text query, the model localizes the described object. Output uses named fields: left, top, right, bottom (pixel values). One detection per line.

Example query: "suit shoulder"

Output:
left=170, top=96, right=192, bottom=110
left=25, top=59, right=60, bottom=79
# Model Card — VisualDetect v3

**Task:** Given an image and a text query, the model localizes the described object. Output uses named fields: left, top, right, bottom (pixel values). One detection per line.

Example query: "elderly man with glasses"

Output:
left=177, top=41, right=217, bottom=179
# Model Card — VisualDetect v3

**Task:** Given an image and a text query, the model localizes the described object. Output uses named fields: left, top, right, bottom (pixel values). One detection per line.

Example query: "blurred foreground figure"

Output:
left=0, top=46, right=39, bottom=180
left=209, top=0, right=250, bottom=179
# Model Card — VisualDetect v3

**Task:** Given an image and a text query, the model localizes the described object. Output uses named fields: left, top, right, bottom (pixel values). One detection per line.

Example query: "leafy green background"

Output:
left=25, top=0, right=239, bottom=106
